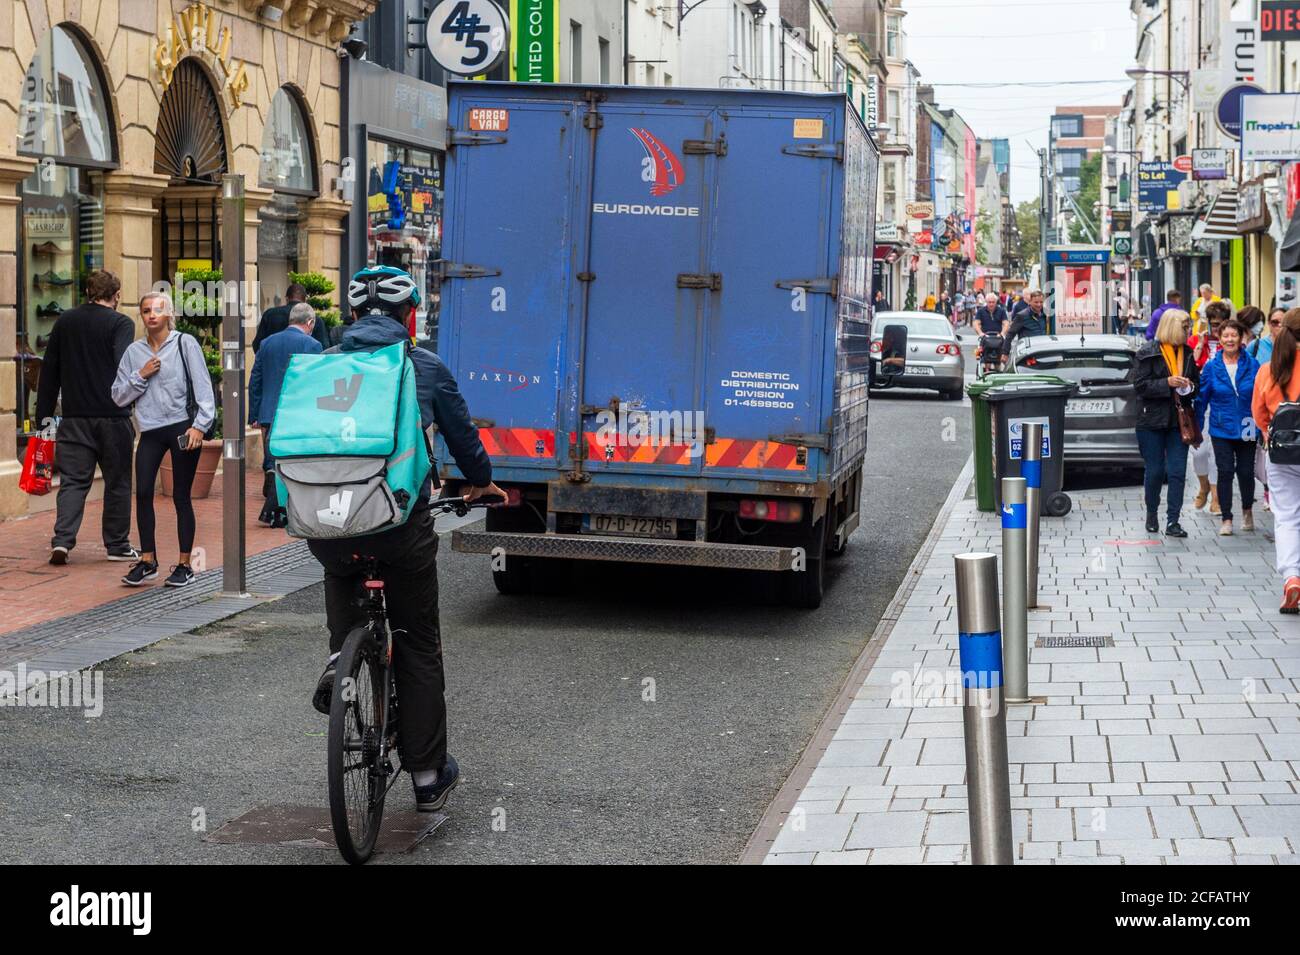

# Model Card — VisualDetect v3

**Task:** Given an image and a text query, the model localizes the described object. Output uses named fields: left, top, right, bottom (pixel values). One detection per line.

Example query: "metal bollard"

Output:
left=1000, top=477, right=1029, bottom=704
left=1022, top=421, right=1043, bottom=609
left=954, top=552, right=1014, bottom=865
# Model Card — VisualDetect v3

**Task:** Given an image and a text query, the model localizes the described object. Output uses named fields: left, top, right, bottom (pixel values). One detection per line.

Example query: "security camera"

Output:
left=338, top=35, right=367, bottom=60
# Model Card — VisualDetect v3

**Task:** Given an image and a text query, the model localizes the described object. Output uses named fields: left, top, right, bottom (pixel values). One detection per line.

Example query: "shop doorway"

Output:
left=153, top=59, right=229, bottom=282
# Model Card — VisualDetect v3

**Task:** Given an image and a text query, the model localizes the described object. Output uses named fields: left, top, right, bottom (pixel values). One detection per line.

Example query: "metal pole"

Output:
left=1022, top=421, right=1043, bottom=610
left=1001, top=476, right=1029, bottom=704
left=954, top=552, right=1014, bottom=865
left=220, top=174, right=247, bottom=596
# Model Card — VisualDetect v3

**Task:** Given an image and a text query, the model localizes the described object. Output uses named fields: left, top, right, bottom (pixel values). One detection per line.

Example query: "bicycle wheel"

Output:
left=327, top=625, right=389, bottom=865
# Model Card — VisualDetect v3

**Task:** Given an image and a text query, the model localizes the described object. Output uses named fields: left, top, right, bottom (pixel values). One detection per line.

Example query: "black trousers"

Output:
left=1210, top=436, right=1257, bottom=523
left=52, top=416, right=134, bottom=552
left=135, top=421, right=201, bottom=555
left=308, top=508, right=446, bottom=773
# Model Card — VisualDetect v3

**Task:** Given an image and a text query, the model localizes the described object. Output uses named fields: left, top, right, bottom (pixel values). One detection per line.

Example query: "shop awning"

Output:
left=1191, top=189, right=1240, bottom=241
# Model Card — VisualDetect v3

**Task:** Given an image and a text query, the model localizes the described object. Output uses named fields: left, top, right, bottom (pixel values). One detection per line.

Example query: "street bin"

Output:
left=966, top=373, right=1043, bottom=513
left=984, top=377, right=1074, bottom=517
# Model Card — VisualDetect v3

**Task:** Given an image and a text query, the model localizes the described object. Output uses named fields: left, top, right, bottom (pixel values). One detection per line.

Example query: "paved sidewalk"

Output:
left=763, top=480, right=1300, bottom=865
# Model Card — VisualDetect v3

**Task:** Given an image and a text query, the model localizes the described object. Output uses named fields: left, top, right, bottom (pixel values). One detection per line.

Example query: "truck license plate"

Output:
left=1066, top=399, right=1114, bottom=415
left=583, top=514, right=677, bottom=538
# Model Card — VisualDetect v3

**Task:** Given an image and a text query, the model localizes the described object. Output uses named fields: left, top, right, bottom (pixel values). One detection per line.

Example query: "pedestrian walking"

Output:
left=248, top=302, right=323, bottom=527
left=1249, top=307, right=1282, bottom=510
left=110, top=292, right=216, bottom=588
left=1194, top=318, right=1259, bottom=536
left=1145, top=289, right=1183, bottom=341
left=923, top=293, right=938, bottom=312
left=1251, top=307, right=1300, bottom=612
left=252, top=282, right=329, bottom=352
left=33, top=269, right=139, bottom=566
left=1191, top=283, right=1220, bottom=337
left=1189, top=301, right=1230, bottom=514
left=873, top=288, right=893, bottom=312
left=1131, top=308, right=1200, bottom=538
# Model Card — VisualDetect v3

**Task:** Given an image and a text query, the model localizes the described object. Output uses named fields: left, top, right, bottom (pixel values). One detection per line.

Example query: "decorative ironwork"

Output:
left=154, top=59, right=228, bottom=184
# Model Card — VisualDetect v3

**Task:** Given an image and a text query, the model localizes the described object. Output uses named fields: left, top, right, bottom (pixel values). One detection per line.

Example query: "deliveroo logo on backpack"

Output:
left=317, top=374, right=363, bottom=412
left=317, top=490, right=354, bottom=529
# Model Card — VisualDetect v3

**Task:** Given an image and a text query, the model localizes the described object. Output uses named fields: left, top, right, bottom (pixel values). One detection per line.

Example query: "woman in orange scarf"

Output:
left=1130, top=308, right=1200, bottom=536
left=1251, top=307, right=1300, bottom=612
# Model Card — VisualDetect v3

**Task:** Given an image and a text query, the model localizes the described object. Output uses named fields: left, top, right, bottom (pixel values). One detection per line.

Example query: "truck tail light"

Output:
left=936, top=343, right=961, bottom=356
left=738, top=499, right=803, bottom=522
left=492, top=487, right=522, bottom=506
left=870, top=339, right=882, bottom=354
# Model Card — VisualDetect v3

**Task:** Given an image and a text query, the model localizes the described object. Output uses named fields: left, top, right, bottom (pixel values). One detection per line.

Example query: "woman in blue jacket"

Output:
left=1194, top=318, right=1260, bottom=535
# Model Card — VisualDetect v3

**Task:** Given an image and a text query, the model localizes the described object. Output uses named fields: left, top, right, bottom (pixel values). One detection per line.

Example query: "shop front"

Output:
left=1, top=1, right=374, bottom=519
left=1237, top=175, right=1275, bottom=313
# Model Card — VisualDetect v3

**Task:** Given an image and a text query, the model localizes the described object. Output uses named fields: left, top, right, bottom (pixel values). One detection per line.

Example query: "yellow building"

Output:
left=1, top=0, right=375, bottom=518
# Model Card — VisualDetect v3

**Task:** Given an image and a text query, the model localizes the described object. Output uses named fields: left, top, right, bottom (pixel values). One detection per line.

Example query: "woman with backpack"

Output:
left=1194, top=318, right=1259, bottom=536
left=110, top=292, right=215, bottom=588
left=1132, top=308, right=1200, bottom=538
left=1252, top=307, right=1300, bottom=613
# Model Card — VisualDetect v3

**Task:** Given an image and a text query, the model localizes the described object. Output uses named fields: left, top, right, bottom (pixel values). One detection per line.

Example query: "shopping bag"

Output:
left=19, top=437, right=54, bottom=495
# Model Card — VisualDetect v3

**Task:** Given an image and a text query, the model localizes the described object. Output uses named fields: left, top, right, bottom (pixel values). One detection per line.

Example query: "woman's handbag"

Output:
left=1176, top=401, right=1203, bottom=447
left=179, top=334, right=216, bottom=440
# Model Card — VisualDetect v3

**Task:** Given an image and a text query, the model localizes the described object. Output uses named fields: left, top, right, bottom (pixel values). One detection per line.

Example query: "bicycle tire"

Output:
left=327, top=625, right=389, bottom=865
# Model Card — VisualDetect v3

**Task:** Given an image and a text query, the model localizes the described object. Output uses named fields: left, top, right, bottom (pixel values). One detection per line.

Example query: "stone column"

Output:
left=302, top=195, right=350, bottom=311
left=101, top=171, right=170, bottom=333
left=0, top=154, right=39, bottom=519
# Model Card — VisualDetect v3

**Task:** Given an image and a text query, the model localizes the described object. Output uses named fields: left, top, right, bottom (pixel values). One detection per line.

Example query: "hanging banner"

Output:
left=510, top=0, right=559, bottom=83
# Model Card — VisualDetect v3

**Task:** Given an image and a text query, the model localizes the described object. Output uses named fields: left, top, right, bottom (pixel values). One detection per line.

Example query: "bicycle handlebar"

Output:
left=429, top=493, right=507, bottom=517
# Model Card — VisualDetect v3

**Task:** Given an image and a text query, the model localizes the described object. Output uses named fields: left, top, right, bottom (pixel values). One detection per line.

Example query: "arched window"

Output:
left=18, top=25, right=115, bottom=164
left=259, top=87, right=318, bottom=194
left=256, top=88, right=319, bottom=320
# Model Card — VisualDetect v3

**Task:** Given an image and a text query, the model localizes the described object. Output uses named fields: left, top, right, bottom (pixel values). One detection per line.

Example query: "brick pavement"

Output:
left=763, top=480, right=1300, bottom=865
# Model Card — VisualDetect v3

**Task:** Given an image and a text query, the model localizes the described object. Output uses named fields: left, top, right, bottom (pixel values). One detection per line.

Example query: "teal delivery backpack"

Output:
left=269, top=341, right=431, bottom=539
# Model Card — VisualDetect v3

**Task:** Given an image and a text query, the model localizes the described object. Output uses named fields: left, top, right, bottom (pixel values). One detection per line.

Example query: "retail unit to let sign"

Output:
left=1137, top=162, right=1185, bottom=212
left=1242, top=93, right=1300, bottom=161
left=510, top=0, right=558, bottom=82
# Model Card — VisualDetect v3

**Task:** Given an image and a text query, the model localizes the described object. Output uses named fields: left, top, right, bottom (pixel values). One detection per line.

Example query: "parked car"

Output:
left=1009, top=334, right=1142, bottom=469
left=870, top=311, right=965, bottom=399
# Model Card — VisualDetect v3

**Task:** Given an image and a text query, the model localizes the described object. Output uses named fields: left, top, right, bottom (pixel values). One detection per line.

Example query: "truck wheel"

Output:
left=492, top=557, right=532, bottom=595
left=1046, top=491, right=1073, bottom=517
left=530, top=557, right=574, bottom=595
left=787, top=555, right=825, bottom=609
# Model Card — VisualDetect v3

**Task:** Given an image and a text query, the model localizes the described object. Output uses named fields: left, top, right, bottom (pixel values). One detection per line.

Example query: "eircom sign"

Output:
left=1241, top=93, right=1300, bottom=161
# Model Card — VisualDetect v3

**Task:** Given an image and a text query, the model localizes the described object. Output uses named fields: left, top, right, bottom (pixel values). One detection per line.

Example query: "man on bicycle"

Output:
left=974, top=292, right=1008, bottom=372
left=309, top=265, right=503, bottom=812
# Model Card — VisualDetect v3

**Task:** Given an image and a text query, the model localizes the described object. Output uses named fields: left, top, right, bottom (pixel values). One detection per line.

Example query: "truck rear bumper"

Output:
left=452, top=529, right=798, bottom=571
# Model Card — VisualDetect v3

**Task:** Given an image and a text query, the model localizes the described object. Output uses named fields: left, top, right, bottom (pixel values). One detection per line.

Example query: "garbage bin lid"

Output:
left=967, top=372, right=1070, bottom=396
left=982, top=380, right=1075, bottom=400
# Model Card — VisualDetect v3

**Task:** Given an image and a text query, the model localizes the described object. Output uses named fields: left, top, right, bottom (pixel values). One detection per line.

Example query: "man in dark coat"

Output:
left=252, top=283, right=329, bottom=352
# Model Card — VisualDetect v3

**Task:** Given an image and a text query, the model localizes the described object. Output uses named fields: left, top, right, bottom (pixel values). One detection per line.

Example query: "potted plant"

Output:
left=161, top=267, right=225, bottom=498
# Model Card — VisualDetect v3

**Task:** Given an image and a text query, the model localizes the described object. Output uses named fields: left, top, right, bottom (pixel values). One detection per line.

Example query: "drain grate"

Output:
left=1035, top=635, right=1114, bottom=648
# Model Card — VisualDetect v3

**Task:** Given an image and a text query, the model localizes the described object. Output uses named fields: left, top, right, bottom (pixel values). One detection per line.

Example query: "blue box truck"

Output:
left=435, top=81, right=879, bottom=608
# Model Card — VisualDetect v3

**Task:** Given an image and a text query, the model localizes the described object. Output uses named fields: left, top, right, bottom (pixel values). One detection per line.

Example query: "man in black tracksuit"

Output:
left=1003, top=289, right=1050, bottom=357
left=34, top=270, right=137, bottom=564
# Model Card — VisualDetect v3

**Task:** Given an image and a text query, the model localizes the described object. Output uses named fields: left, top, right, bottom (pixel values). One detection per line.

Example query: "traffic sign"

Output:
left=427, top=0, right=509, bottom=76
left=1216, top=82, right=1266, bottom=139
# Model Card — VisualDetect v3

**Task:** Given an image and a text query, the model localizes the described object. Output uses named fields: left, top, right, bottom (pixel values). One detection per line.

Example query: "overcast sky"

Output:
left=900, top=0, right=1137, bottom=204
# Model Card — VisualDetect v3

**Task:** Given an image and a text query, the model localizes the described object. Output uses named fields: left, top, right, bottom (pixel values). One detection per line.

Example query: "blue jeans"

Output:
left=1137, top=427, right=1189, bottom=524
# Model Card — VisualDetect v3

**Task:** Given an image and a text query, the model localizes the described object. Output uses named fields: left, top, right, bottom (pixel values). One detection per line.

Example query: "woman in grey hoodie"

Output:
left=111, top=292, right=215, bottom=588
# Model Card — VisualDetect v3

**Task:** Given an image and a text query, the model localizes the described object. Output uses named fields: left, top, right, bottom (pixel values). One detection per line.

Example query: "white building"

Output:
left=625, top=0, right=681, bottom=86
left=556, top=0, right=625, bottom=84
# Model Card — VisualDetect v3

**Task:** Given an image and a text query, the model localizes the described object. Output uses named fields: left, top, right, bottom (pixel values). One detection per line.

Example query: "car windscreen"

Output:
left=1016, top=349, right=1134, bottom=383
left=876, top=316, right=952, bottom=338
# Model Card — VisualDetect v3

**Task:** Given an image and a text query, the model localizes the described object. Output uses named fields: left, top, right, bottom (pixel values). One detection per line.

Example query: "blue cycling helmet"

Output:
left=348, top=265, right=421, bottom=318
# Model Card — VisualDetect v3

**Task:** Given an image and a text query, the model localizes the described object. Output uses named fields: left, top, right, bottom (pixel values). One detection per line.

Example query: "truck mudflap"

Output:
left=452, top=529, right=798, bottom=571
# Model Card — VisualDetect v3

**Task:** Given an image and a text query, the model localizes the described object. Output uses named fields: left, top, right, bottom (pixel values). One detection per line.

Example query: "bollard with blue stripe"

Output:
left=1022, top=422, right=1044, bottom=610
left=1001, top=476, right=1030, bottom=704
left=954, top=552, right=1014, bottom=865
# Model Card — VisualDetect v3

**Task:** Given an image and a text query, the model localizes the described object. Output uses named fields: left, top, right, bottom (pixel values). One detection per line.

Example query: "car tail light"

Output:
left=870, top=340, right=882, bottom=354
left=936, top=343, right=961, bottom=356
left=738, top=499, right=803, bottom=522
left=1024, top=356, right=1037, bottom=366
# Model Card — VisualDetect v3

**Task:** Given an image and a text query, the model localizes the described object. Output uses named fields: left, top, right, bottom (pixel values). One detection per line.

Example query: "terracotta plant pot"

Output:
left=159, top=439, right=223, bottom=499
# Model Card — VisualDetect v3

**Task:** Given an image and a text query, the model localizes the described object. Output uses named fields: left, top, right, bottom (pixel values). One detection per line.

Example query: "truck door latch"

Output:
left=432, top=260, right=502, bottom=282
left=781, top=141, right=844, bottom=161
left=771, top=432, right=830, bottom=450
left=775, top=277, right=839, bottom=298
left=683, top=137, right=727, bottom=156
left=677, top=273, right=722, bottom=292
left=447, top=129, right=507, bottom=147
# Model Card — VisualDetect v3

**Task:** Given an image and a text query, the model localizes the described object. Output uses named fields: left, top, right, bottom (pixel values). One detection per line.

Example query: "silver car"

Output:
left=1010, top=334, right=1143, bottom=469
left=870, top=311, right=965, bottom=400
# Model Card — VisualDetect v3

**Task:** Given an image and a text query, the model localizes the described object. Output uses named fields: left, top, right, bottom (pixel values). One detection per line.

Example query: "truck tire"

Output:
left=787, top=554, right=825, bottom=609
left=492, top=557, right=533, bottom=595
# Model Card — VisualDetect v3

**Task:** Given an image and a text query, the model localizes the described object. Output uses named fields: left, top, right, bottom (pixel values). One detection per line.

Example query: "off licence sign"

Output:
left=1262, top=2, right=1300, bottom=41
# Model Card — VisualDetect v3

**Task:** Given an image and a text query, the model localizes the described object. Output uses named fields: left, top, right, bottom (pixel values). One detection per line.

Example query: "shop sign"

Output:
left=511, top=0, right=559, bottom=82
left=154, top=3, right=248, bottom=112
left=1287, top=161, right=1300, bottom=219
left=1242, top=93, right=1300, bottom=161
left=1262, top=2, right=1300, bottom=41
left=905, top=201, right=934, bottom=219
left=1237, top=179, right=1272, bottom=232
left=1137, top=162, right=1185, bottom=212
left=875, top=222, right=900, bottom=243
left=1192, top=147, right=1230, bottom=180
left=428, top=0, right=509, bottom=76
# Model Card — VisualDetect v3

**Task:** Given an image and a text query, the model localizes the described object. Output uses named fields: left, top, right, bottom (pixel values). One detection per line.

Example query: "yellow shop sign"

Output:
left=154, top=2, right=249, bottom=111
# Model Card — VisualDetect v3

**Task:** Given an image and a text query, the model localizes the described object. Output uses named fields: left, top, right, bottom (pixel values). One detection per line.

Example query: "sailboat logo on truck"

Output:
left=629, top=127, right=683, bottom=196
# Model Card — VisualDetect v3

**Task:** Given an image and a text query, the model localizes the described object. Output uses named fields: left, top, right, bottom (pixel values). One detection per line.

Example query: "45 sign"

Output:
left=427, top=0, right=509, bottom=76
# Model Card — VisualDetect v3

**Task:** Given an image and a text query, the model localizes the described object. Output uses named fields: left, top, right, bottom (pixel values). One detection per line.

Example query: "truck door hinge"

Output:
left=448, top=129, right=507, bottom=147
left=577, top=271, right=596, bottom=282
left=704, top=427, right=716, bottom=445
left=677, top=272, right=722, bottom=292
left=683, top=136, right=727, bottom=156
left=432, top=260, right=501, bottom=281
left=771, top=432, right=830, bottom=451
left=781, top=141, right=844, bottom=161
left=583, top=111, right=604, bottom=130
left=775, top=276, right=839, bottom=298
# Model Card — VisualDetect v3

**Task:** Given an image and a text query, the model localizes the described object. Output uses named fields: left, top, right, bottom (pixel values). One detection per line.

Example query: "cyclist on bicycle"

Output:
left=309, top=265, right=503, bottom=812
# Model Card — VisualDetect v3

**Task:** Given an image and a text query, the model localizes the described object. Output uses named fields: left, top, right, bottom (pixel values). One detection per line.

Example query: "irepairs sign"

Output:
left=1242, top=93, right=1300, bottom=161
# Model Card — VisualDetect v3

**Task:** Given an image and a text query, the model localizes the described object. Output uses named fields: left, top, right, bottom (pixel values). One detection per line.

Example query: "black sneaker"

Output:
left=1166, top=522, right=1188, bottom=538
left=1145, top=515, right=1159, bottom=534
left=121, top=560, right=158, bottom=586
left=311, top=654, right=339, bottom=714
left=106, top=545, right=139, bottom=562
left=164, top=564, right=195, bottom=587
left=49, top=546, right=69, bottom=566
left=413, top=755, right=460, bottom=812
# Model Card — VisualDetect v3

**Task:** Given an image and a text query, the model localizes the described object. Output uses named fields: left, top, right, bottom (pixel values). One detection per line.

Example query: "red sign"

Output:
left=468, top=107, right=509, bottom=131
left=1173, top=155, right=1193, bottom=173
left=1288, top=161, right=1300, bottom=219
left=917, top=230, right=933, bottom=245
left=1262, top=2, right=1300, bottom=41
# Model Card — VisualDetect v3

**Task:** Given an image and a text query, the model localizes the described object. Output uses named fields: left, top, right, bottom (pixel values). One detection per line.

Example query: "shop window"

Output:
left=258, top=87, right=318, bottom=314
left=16, top=25, right=115, bottom=454
left=366, top=139, right=444, bottom=343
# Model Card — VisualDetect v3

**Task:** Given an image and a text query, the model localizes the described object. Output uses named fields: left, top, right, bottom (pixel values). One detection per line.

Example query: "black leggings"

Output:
left=1210, top=436, right=1257, bottom=524
left=136, top=421, right=201, bottom=555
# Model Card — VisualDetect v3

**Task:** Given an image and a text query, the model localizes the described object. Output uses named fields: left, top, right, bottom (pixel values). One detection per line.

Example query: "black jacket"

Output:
left=253, top=302, right=330, bottom=352
left=1130, top=340, right=1199, bottom=431
left=34, top=302, right=135, bottom=423
left=1006, top=306, right=1048, bottom=345
left=335, top=314, right=493, bottom=494
left=974, top=305, right=1007, bottom=335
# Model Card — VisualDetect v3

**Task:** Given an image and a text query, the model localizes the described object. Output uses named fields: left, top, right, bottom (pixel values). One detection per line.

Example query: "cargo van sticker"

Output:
left=467, top=368, right=542, bottom=391
left=720, top=370, right=800, bottom=411
left=468, top=108, right=508, bottom=131
left=793, top=118, right=824, bottom=139
left=628, top=127, right=684, bottom=196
